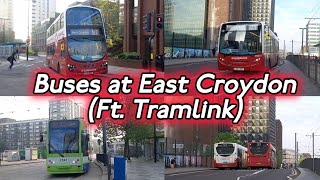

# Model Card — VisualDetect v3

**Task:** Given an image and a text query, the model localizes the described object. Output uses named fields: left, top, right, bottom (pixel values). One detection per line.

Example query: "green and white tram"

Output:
left=46, top=119, right=90, bottom=174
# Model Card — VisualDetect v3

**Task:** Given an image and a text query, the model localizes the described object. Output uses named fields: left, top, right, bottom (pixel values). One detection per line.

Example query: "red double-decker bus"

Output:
left=46, top=5, right=108, bottom=76
left=218, top=21, right=279, bottom=71
left=247, top=142, right=277, bottom=169
left=214, top=142, right=248, bottom=169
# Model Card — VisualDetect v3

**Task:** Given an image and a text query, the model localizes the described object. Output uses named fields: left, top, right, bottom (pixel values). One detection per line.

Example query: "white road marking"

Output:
left=167, top=170, right=214, bottom=176
left=287, top=176, right=293, bottom=180
left=237, top=169, right=265, bottom=180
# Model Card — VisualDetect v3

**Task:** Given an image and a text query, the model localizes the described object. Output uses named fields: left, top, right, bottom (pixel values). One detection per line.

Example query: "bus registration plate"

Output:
left=234, top=68, right=244, bottom=71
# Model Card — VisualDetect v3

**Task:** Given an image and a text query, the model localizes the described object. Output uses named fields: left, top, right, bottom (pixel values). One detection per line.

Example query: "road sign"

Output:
left=173, top=144, right=184, bottom=149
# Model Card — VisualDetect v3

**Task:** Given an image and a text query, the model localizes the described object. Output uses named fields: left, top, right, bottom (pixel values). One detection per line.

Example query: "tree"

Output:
left=0, top=140, right=8, bottom=153
left=215, top=132, right=242, bottom=145
left=94, top=0, right=122, bottom=47
left=0, top=28, right=15, bottom=43
left=93, top=97, right=154, bottom=158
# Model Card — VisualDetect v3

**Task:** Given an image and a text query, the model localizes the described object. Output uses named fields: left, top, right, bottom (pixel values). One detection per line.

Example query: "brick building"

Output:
left=123, top=0, right=164, bottom=62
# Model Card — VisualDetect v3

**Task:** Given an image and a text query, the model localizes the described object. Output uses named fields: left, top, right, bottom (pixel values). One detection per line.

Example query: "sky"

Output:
left=277, top=97, right=320, bottom=156
left=0, top=96, right=84, bottom=121
left=13, top=0, right=87, bottom=40
left=275, top=0, right=320, bottom=53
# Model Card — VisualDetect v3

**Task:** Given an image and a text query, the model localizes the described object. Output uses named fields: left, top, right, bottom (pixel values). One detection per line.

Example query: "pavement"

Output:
left=295, top=168, right=320, bottom=180
left=0, top=160, right=104, bottom=180
left=0, top=159, right=45, bottom=166
left=95, top=157, right=164, bottom=180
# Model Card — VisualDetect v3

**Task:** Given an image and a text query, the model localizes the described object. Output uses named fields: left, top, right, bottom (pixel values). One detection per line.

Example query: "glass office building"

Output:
left=164, top=0, right=213, bottom=52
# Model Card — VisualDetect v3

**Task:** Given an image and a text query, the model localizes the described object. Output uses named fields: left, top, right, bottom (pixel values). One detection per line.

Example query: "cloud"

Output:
left=277, top=97, right=320, bottom=153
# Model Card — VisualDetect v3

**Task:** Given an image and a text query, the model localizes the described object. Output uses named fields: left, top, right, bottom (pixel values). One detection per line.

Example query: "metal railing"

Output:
left=288, top=55, right=320, bottom=86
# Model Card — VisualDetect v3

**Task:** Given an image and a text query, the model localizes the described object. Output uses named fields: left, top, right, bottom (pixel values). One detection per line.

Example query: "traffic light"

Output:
left=97, top=139, right=101, bottom=146
left=155, top=14, right=164, bottom=31
left=143, top=13, right=152, bottom=32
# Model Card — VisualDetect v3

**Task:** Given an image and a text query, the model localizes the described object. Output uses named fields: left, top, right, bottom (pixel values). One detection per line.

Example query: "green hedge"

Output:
left=117, top=52, right=140, bottom=60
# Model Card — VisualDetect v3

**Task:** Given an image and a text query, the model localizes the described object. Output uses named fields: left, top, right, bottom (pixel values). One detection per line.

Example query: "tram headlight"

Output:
left=49, top=160, right=56, bottom=164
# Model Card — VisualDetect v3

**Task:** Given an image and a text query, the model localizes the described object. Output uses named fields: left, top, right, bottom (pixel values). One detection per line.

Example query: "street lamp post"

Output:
left=299, top=28, right=306, bottom=55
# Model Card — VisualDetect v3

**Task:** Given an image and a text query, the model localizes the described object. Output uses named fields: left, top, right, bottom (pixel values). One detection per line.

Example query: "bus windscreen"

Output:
left=216, top=144, right=235, bottom=156
left=250, top=143, right=268, bottom=155
left=220, top=23, right=262, bottom=56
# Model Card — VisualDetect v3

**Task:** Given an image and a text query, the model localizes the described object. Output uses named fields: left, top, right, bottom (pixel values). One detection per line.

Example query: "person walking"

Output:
left=7, top=52, right=17, bottom=70
left=15, top=49, right=19, bottom=59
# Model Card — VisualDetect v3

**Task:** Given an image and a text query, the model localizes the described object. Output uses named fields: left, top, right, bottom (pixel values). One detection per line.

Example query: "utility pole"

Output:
left=306, top=132, right=320, bottom=172
left=154, top=121, right=157, bottom=163
left=297, top=141, right=299, bottom=165
left=292, top=40, right=294, bottom=61
left=299, top=28, right=306, bottom=55
left=283, top=40, right=286, bottom=59
left=313, top=133, right=314, bottom=172
left=294, top=133, right=297, bottom=168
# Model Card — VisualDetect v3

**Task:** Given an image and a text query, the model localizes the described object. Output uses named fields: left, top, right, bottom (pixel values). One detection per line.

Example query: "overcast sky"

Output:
left=0, top=96, right=85, bottom=121
left=277, top=97, right=320, bottom=155
left=13, top=0, right=87, bottom=40
left=275, top=0, right=320, bottom=53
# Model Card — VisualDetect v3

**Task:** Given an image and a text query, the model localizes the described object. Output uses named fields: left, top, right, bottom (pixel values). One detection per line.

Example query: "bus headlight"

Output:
left=219, top=58, right=225, bottom=62
left=255, top=58, right=261, bottom=62
left=68, top=64, right=76, bottom=71
left=102, top=62, right=108, bottom=69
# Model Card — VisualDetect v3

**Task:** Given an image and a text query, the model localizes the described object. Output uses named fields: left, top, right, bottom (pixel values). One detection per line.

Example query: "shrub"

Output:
left=117, top=52, right=139, bottom=60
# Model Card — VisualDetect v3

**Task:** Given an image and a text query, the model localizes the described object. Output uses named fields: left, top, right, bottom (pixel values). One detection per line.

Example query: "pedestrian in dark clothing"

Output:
left=15, top=49, right=19, bottom=59
left=7, top=53, right=17, bottom=69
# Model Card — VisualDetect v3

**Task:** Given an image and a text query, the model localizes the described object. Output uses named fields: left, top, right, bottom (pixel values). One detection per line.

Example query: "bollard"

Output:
left=114, top=156, right=126, bottom=180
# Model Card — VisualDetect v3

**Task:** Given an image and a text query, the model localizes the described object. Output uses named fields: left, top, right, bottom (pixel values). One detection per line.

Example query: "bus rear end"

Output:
left=47, top=120, right=89, bottom=174
left=214, top=143, right=239, bottom=169
left=218, top=22, right=265, bottom=71
left=248, top=142, right=272, bottom=168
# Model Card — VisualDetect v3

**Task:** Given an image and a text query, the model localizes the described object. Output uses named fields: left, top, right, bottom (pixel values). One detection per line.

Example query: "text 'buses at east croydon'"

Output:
left=46, top=5, right=108, bottom=76
left=214, top=142, right=248, bottom=169
left=218, top=21, right=279, bottom=71
left=46, top=119, right=90, bottom=174
left=247, top=142, right=277, bottom=169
